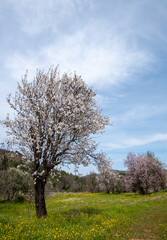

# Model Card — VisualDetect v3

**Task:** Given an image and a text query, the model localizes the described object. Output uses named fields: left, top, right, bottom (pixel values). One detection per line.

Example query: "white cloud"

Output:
left=41, top=31, right=152, bottom=86
left=4, top=28, right=153, bottom=87
left=95, top=94, right=117, bottom=108
left=105, top=133, right=167, bottom=150
left=2, top=0, right=155, bottom=87
left=5, top=0, right=93, bottom=36
left=4, top=53, right=39, bottom=81
left=111, top=104, right=167, bottom=125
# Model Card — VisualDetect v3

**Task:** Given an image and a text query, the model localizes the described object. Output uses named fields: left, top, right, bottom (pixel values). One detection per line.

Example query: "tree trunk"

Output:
left=138, top=186, right=145, bottom=195
left=106, top=186, right=110, bottom=194
left=34, top=178, right=47, bottom=218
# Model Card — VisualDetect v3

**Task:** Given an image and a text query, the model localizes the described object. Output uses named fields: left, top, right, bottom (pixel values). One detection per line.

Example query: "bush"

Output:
left=0, top=168, right=29, bottom=200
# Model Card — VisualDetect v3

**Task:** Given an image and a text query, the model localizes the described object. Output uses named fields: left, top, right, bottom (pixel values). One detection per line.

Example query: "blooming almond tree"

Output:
left=124, top=152, right=165, bottom=195
left=1, top=67, right=110, bottom=217
left=97, top=159, right=117, bottom=194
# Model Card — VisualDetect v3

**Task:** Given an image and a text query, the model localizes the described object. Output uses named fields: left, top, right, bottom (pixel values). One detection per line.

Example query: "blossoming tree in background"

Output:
left=1, top=67, right=110, bottom=217
left=97, top=159, right=118, bottom=194
left=124, top=152, right=166, bottom=195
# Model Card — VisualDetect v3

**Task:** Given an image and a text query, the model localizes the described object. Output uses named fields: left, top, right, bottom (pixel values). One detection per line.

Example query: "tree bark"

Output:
left=34, top=178, right=47, bottom=218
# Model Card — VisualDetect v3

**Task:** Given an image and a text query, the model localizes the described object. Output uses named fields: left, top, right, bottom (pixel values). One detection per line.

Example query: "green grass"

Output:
left=0, top=192, right=167, bottom=239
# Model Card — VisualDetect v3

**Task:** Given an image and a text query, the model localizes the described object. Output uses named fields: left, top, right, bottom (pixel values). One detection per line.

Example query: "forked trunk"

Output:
left=34, top=178, right=47, bottom=218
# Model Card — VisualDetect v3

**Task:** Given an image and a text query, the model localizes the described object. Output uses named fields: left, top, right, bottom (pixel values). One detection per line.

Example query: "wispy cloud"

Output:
left=4, top=28, right=153, bottom=87
left=105, top=133, right=167, bottom=150
left=2, top=0, right=156, bottom=88
left=4, top=53, right=39, bottom=81
left=112, top=104, right=167, bottom=125
left=5, top=0, right=93, bottom=36
left=41, top=32, right=152, bottom=86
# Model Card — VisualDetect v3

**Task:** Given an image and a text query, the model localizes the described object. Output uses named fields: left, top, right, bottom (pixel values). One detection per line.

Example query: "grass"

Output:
left=0, top=191, right=167, bottom=239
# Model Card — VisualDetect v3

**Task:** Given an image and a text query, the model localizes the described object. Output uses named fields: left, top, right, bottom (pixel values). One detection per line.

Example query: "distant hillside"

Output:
left=0, top=149, right=23, bottom=169
left=0, top=148, right=126, bottom=175
left=113, top=169, right=126, bottom=176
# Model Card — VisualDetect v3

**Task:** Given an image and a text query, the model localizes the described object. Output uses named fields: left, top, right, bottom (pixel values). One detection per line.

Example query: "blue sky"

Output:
left=0, top=0, right=167, bottom=175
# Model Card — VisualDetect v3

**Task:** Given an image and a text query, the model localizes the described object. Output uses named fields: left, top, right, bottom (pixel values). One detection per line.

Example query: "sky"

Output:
left=0, top=0, right=167, bottom=175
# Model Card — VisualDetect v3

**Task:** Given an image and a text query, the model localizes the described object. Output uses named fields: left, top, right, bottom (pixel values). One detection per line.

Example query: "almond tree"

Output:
left=1, top=67, right=110, bottom=217
left=124, top=152, right=165, bottom=195
left=97, top=159, right=117, bottom=194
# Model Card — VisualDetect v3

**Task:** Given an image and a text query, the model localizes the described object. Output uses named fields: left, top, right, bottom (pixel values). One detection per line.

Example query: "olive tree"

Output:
left=1, top=67, right=110, bottom=217
left=82, top=172, right=99, bottom=193
left=0, top=167, right=29, bottom=200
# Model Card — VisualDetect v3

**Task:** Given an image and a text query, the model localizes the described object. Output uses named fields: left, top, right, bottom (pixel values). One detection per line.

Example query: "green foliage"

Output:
left=14, top=195, right=25, bottom=203
left=0, top=168, right=29, bottom=200
left=0, top=149, right=31, bottom=201
left=0, top=149, right=24, bottom=169
left=0, top=155, right=9, bottom=170
left=49, top=170, right=84, bottom=192
left=0, top=192, right=167, bottom=239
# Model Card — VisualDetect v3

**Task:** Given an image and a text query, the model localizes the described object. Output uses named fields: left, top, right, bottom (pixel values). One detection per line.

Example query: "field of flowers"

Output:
left=0, top=192, right=167, bottom=239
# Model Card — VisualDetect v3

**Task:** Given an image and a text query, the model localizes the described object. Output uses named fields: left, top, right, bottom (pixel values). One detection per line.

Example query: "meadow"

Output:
left=0, top=191, right=167, bottom=239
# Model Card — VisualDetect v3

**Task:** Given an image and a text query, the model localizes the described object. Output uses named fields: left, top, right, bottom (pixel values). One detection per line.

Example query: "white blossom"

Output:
left=1, top=66, right=110, bottom=182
